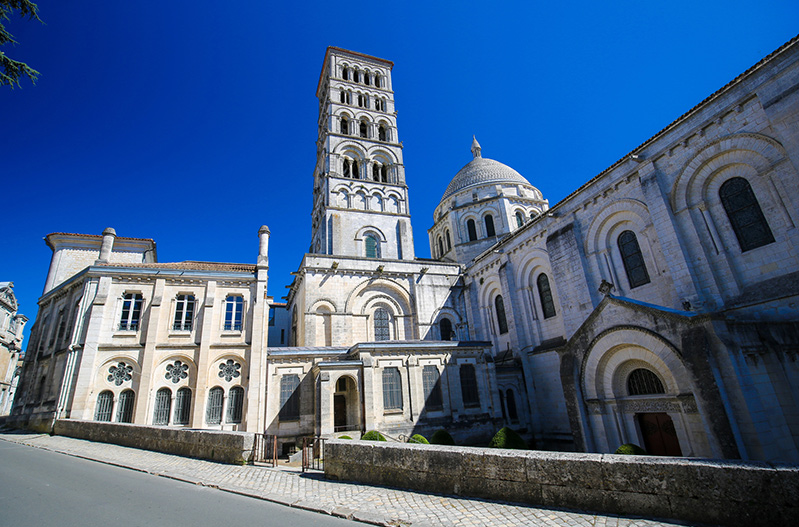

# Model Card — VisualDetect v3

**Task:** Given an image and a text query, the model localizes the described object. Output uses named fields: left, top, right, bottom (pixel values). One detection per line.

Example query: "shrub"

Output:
left=614, top=443, right=647, bottom=455
left=338, top=435, right=352, bottom=440
left=409, top=434, right=429, bottom=444
left=361, top=430, right=386, bottom=441
left=430, top=429, right=455, bottom=446
left=488, top=427, right=527, bottom=450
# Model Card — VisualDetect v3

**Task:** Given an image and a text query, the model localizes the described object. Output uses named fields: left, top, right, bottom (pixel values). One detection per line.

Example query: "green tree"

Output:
left=1, top=0, right=41, bottom=88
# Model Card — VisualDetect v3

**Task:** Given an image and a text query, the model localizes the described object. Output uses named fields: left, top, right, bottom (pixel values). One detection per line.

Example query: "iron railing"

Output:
left=301, top=436, right=325, bottom=472
left=252, top=433, right=278, bottom=466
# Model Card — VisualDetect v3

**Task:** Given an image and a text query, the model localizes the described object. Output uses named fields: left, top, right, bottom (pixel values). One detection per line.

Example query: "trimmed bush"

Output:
left=615, top=443, right=647, bottom=455
left=338, top=435, right=352, bottom=440
left=430, top=429, right=455, bottom=446
left=409, top=434, right=429, bottom=444
left=361, top=430, right=387, bottom=441
left=488, top=427, right=527, bottom=450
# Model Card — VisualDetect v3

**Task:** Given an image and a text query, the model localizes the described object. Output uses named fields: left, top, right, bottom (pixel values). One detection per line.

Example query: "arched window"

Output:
left=340, top=89, right=346, bottom=103
left=357, top=93, right=364, bottom=107
left=374, top=73, right=381, bottom=87
left=343, top=159, right=351, bottom=178
left=279, top=374, right=300, bottom=421
left=116, top=389, right=135, bottom=423
left=374, top=307, right=390, bottom=340
left=352, top=160, right=360, bottom=179
left=438, top=237, right=444, bottom=257
left=372, top=164, right=380, bottom=181
left=364, top=72, right=371, bottom=85
left=95, top=391, right=113, bottom=422
left=340, top=116, right=349, bottom=135
left=342, top=67, right=349, bottom=80
left=365, top=235, right=380, bottom=258
left=153, top=387, right=171, bottom=425
left=227, top=386, right=244, bottom=423
left=439, top=318, right=453, bottom=340
left=537, top=273, right=556, bottom=319
left=460, top=364, right=480, bottom=407
left=719, top=177, right=775, bottom=252
left=382, top=367, right=402, bottom=410
left=206, top=386, right=223, bottom=425
left=422, top=365, right=443, bottom=409
left=378, top=124, right=387, bottom=141
left=618, top=230, right=650, bottom=289
left=467, top=219, right=477, bottom=241
left=627, top=368, right=665, bottom=396
left=506, top=389, right=518, bottom=421
left=445, top=230, right=452, bottom=251
left=494, top=295, right=508, bottom=334
left=484, top=215, right=496, bottom=237
left=174, top=387, right=191, bottom=425
left=380, top=164, right=388, bottom=182
left=515, top=211, right=524, bottom=228
left=359, top=120, right=368, bottom=138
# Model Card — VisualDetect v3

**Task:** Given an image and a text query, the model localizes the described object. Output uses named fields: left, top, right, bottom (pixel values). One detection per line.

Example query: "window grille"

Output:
left=174, top=387, right=191, bottom=425
left=173, top=294, right=195, bottom=331
left=618, top=231, right=651, bottom=289
left=116, top=390, right=135, bottom=423
left=495, top=295, right=509, bottom=334
left=719, top=177, right=775, bottom=252
left=206, top=387, right=224, bottom=424
left=516, top=211, right=524, bottom=228
left=382, top=367, right=402, bottom=410
left=119, top=293, right=142, bottom=331
left=223, top=296, right=243, bottom=331
left=506, top=389, right=518, bottom=421
left=153, top=388, right=171, bottom=425
left=95, top=391, right=113, bottom=422
left=485, top=215, right=496, bottom=237
left=439, top=318, right=453, bottom=341
left=227, top=386, right=244, bottom=424
left=537, top=274, right=557, bottom=319
left=460, top=364, right=480, bottom=407
left=279, top=374, right=300, bottom=421
left=467, top=219, right=477, bottom=241
left=365, top=235, right=380, bottom=258
left=627, top=368, right=665, bottom=396
left=374, top=308, right=390, bottom=341
left=422, top=365, right=443, bottom=409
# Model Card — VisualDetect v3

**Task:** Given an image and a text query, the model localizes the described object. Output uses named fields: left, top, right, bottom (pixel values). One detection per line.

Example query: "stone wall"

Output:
left=324, top=440, right=799, bottom=527
left=53, top=419, right=254, bottom=464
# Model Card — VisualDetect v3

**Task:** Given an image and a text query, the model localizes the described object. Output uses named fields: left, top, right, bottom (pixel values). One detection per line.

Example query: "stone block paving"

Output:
left=0, top=432, right=693, bottom=527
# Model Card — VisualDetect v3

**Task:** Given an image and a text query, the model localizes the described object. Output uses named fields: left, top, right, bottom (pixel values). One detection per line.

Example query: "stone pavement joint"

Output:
left=0, top=432, right=694, bottom=527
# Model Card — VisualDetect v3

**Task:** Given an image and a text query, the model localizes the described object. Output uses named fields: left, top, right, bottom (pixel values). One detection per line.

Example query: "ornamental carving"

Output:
left=108, top=362, right=133, bottom=386
left=619, top=399, right=681, bottom=413
left=218, top=359, right=241, bottom=382
left=165, top=360, right=189, bottom=384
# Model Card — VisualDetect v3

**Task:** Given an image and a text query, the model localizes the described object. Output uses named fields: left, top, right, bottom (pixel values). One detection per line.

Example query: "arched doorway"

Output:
left=334, top=376, right=360, bottom=433
left=637, top=412, right=682, bottom=456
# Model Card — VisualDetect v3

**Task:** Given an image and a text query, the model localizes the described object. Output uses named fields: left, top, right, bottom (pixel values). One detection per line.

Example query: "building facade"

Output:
left=1, top=282, right=27, bottom=416
left=11, top=38, right=799, bottom=462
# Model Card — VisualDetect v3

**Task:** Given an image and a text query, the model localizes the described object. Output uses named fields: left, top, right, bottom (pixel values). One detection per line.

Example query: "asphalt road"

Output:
left=0, top=440, right=359, bottom=527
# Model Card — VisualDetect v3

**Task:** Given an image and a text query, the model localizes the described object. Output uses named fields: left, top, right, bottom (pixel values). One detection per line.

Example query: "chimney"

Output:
left=258, top=225, right=270, bottom=267
left=97, top=227, right=116, bottom=263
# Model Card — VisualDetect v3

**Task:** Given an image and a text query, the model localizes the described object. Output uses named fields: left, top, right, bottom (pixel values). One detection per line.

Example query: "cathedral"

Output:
left=10, top=38, right=799, bottom=462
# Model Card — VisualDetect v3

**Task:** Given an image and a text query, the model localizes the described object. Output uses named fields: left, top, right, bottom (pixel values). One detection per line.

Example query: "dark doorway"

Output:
left=637, top=412, right=682, bottom=456
left=334, top=394, right=346, bottom=431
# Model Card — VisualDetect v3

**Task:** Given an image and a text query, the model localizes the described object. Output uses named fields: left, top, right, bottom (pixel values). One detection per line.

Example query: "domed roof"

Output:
left=441, top=137, right=532, bottom=201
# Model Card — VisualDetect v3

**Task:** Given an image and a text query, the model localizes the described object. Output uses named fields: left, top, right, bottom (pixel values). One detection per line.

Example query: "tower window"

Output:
left=495, top=295, right=508, bottom=334
left=380, top=164, right=388, bottom=182
left=340, top=90, right=345, bottom=103
left=446, top=230, right=452, bottom=250
left=618, top=230, right=650, bottom=289
left=466, top=219, right=477, bottom=241
left=352, top=160, right=360, bottom=179
left=374, top=307, right=390, bottom=340
left=365, top=235, right=380, bottom=258
left=438, top=236, right=444, bottom=257
left=373, top=164, right=380, bottom=181
left=343, top=159, right=351, bottom=178
left=719, top=177, right=775, bottom=252
left=357, top=93, right=364, bottom=107
left=364, top=72, right=371, bottom=85
left=484, top=214, right=496, bottom=237
left=537, top=273, right=556, bottom=319
left=627, top=368, right=665, bottom=396
left=382, top=367, right=402, bottom=410
left=378, top=124, right=387, bottom=142
left=340, top=116, right=349, bottom=135
left=374, top=74, right=381, bottom=87
left=460, top=364, right=480, bottom=408
left=439, top=318, right=453, bottom=340
left=515, top=211, right=524, bottom=228
left=359, top=120, right=368, bottom=138
left=342, top=67, right=349, bottom=80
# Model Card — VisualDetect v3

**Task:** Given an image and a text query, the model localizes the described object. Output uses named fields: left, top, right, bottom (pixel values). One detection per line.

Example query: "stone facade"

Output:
left=0, top=282, right=27, bottom=416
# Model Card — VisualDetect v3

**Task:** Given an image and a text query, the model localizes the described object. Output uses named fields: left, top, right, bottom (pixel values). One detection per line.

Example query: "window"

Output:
left=460, top=364, right=480, bottom=407
left=352, top=160, right=360, bottom=179
left=206, top=387, right=223, bottom=424
left=467, top=219, right=477, bottom=241
left=343, top=158, right=352, bottom=177
left=374, top=308, right=390, bottom=340
left=279, top=374, right=300, bottom=421
left=364, top=72, right=371, bottom=85
left=439, top=318, right=453, bottom=340
left=380, top=164, right=387, bottom=182
left=378, top=124, right=387, bottom=141
left=422, top=365, right=443, bottom=409
left=339, top=89, right=346, bottom=103
left=268, top=308, right=275, bottom=326
left=719, top=177, right=775, bottom=252
left=227, top=386, right=244, bottom=423
left=340, top=116, right=349, bottom=134
left=95, top=391, right=113, bottom=422
left=618, top=231, right=650, bottom=289
left=446, top=230, right=452, bottom=251
left=365, top=235, right=380, bottom=258
left=537, top=274, right=556, bottom=319
left=438, top=237, right=444, bottom=257
left=515, top=211, right=524, bottom=228
left=224, top=296, right=243, bottom=331
left=174, top=387, right=191, bottom=425
left=374, top=73, right=381, bottom=87
left=119, top=293, right=142, bottom=331
left=116, top=390, right=135, bottom=423
left=495, top=295, right=508, bottom=334
left=382, top=367, right=402, bottom=410
left=506, top=389, right=518, bottom=421
left=627, top=368, right=665, bottom=396
left=53, top=309, right=66, bottom=347
left=484, top=215, right=496, bottom=237
left=173, top=294, right=195, bottom=331
left=359, top=120, right=368, bottom=138
left=153, top=387, right=171, bottom=425
left=342, top=67, right=349, bottom=80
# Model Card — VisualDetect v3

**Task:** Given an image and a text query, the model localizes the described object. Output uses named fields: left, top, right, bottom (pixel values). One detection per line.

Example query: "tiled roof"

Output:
left=442, top=157, right=532, bottom=201
left=46, top=232, right=155, bottom=243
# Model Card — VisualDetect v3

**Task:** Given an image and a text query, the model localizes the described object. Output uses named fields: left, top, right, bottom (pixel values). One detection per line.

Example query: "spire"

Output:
left=471, top=135, right=482, bottom=158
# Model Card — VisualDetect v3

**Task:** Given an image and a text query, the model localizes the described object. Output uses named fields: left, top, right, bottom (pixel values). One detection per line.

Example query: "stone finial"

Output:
left=258, top=225, right=270, bottom=267
left=471, top=135, right=482, bottom=158
left=97, top=227, right=116, bottom=263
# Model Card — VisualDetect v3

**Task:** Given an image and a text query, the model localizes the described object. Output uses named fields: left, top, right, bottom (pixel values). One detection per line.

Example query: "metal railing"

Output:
left=252, top=433, right=278, bottom=467
left=301, top=436, right=325, bottom=472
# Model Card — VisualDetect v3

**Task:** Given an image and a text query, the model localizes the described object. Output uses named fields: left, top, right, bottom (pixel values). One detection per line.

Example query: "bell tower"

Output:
left=309, top=47, right=415, bottom=260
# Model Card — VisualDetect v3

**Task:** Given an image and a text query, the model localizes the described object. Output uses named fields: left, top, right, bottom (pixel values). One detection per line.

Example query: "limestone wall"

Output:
left=325, top=440, right=799, bottom=527
left=53, top=419, right=254, bottom=464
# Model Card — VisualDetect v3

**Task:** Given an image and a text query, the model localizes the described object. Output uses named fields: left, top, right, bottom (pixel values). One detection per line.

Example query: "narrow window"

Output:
left=173, top=294, right=195, bottom=331
left=515, top=211, right=524, bottom=228
left=446, top=230, right=452, bottom=250
left=153, top=387, right=171, bottom=425
left=495, top=295, right=508, bottom=334
left=537, top=274, right=556, bottom=319
left=268, top=308, right=275, bottom=326
left=382, top=367, right=402, bottom=410
left=364, top=72, right=371, bottom=85
left=339, top=89, right=345, bottom=103
left=342, top=67, right=349, bottom=80
left=438, top=237, right=444, bottom=257
left=506, top=389, right=518, bottom=421
left=357, top=93, right=364, bottom=107
left=374, top=74, right=381, bottom=87
left=467, top=219, right=477, bottom=241
left=422, top=365, right=443, bottom=409
left=352, top=160, right=360, bottom=179
left=119, top=293, right=143, bottom=331
left=54, top=309, right=67, bottom=347
left=627, top=369, right=665, bottom=396
left=279, top=374, right=300, bottom=421
left=380, top=164, right=388, bottom=182
left=224, top=296, right=243, bottom=331
left=460, top=364, right=480, bottom=407
left=378, top=125, right=387, bottom=141
left=340, top=116, right=349, bottom=135
left=359, top=120, right=368, bottom=138
left=116, top=390, right=135, bottom=423
left=374, top=307, right=390, bottom=341
left=206, top=387, right=223, bottom=425
left=95, top=391, right=113, bottom=422
left=365, top=235, right=380, bottom=258
left=174, top=387, right=191, bottom=425
left=373, top=164, right=380, bottom=181
left=618, top=230, right=650, bottom=288
left=484, top=214, right=496, bottom=237
left=439, top=318, right=453, bottom=341
left=227, top=386, right=244, bottom=423
left=719, top=177, right=775, bottom=252
left=343, top=159, right=351, bottom=177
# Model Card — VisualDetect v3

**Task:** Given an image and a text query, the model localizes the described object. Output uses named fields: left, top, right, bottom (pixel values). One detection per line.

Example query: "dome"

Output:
left=441, top=137, right=532, bottom=201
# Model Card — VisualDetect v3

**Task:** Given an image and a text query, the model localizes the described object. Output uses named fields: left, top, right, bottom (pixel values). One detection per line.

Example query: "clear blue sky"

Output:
left=3, top=1, right=797, bottom=344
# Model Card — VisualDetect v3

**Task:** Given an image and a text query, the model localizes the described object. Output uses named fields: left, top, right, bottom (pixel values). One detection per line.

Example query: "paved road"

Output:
left=0, top=440, right=357, bottom=527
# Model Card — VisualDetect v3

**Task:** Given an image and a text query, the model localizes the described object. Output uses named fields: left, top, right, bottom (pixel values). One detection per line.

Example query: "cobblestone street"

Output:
left=0, top=432, right=692, bottom=527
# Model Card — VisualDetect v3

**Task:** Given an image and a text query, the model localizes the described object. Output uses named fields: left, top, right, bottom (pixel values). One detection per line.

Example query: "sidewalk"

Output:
left=0, top=431, right=691, bottom=527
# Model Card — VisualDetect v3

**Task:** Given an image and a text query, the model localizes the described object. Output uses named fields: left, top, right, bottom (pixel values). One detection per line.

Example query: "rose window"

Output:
left=165, top=360, right=189, bottom=384
left=108, top=362, right=133, bottom=386
left=218, top=360, right=241, bottom=382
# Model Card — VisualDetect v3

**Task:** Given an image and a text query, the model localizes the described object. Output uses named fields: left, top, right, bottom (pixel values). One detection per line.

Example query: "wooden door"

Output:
left=637, top=412, right=682, bottom=456
left=334, top=394, right=346, bottom=431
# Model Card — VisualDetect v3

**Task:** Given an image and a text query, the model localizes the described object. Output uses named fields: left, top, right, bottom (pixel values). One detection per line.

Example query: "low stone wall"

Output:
left=53, top=419, right=255, bottom=464
left=325, top=440, right=799, bottom=527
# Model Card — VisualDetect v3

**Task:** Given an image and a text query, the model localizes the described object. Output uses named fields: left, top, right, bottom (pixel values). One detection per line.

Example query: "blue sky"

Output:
left=3, top=1, right=797, bottom=343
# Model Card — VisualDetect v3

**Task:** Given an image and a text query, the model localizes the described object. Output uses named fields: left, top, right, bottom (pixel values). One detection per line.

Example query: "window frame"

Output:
left=459, top=364, right=480, bottom=408
left=373, top=307, right=390, bottom=341
left=153, top=387, right=172, bottom=425
left=206, top=386, right=224, bottom=425
left=537, top=273, right=557, bottom=319
left=119, top=293, right=143, bottom=331
left=226, top=386, right=244, bottom=424
left=382, top=367, right=403, bottom=411
left=95, top=390, right=114, bottom=422
left=116, top=389, right=135, bottom=423
left=279, top=374, right=301, bottom=421
left=494, top=295, right=509, bottom=334
left=719, top=177, right=775, bottom=252
left=223, top=295, right=244, bottom=332
left=173, top=294, right=195, bottom=331
left=174, top=387, right=191, bottom=425
left=422, top=365, right=443, bottom=410
left=617, top=230, right=651, bottom=289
